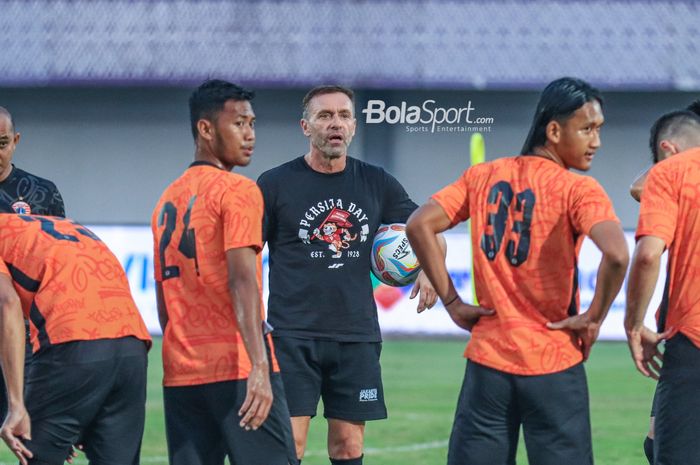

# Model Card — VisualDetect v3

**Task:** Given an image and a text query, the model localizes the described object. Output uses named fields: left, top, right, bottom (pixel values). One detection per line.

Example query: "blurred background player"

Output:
left=257, top=85, right=439, bottom=465
left=626, top=106, right=700, bottom=465
left=407, top=77, right=629, bottom=465
left=151, top=80, right=297, bottom=465
left=0, top=215, right=151, bottom=465
left=0, top=107, right=64, bottom=216
left=0, top=106, right=66, bottom=432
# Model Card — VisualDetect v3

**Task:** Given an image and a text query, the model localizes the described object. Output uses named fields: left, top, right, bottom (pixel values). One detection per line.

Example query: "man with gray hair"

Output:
left=257, top=85, right=439, bottom=465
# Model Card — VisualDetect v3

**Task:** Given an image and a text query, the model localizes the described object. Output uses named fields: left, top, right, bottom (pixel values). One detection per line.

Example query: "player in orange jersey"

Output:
left=626, top=109, right=700, bottom=465
left=152, top=80, right=296, bottom=465
left=0, top=214, right=151, bottom=465
left=407, top=77, right=629, bottom=465
left=0, top=106, right=66, bottom=428
left=628, top=104, right=700, bottom=464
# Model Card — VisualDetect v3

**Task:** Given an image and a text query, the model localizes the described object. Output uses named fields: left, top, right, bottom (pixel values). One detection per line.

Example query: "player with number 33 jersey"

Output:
left=407, top=78, right=629, bottom=465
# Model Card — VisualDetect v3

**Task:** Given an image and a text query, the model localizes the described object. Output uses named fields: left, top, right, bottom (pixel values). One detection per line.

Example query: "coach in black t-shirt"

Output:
left=257, top=86, right=440, bottom=465
left=0, top=106, right=65, bottom=423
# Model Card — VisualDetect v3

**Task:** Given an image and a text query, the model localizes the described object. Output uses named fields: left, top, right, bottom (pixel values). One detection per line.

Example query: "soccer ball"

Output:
left=370, top=224, right=421, bottom=287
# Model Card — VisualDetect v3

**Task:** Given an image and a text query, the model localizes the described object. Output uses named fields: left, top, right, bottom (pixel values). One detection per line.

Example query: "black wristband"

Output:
left=443, top=295, right=459, bottom=307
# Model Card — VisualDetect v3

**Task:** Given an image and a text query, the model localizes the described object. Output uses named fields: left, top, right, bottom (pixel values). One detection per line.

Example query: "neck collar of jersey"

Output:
left=189, top=160, right=222, bottom=170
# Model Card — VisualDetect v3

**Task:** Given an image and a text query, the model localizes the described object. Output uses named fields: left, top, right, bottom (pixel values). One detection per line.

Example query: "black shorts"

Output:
left=272, top=337, right=387, bottom=422
left=654, top=332, right=700, bottom=464
left=448, top=360, right=592, bottom=465
left=163, top=373, right=298, bottom=465
left=24, top=337, right=148, bottom=465
left=649, top=383, right=659, bottom=417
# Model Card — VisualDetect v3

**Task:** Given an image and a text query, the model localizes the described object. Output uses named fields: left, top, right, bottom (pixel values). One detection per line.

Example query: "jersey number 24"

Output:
left=157, top=196, right=199, bottom=280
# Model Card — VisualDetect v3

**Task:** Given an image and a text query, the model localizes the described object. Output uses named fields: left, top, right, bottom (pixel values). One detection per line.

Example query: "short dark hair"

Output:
left=302, top=85, right=354, bottom=119
left=686, top=99, right=700, bottom=117
left=0, top=106, right=15, bottom=133
left=188, top=80, right=255, bottom=140
left=648, top=110, right=700, bottom=163
left=521, top=77, right=603, bottom=155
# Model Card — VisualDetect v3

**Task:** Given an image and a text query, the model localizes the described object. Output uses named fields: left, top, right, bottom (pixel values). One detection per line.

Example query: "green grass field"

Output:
left=0, top=339, right=656, bottom=465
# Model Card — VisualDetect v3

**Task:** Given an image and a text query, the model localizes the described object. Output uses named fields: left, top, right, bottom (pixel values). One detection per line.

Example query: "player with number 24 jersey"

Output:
left=151, top=80, right=296, bottom=465
left=152, top=163, right=278, bottom=386
left=407, top=78, right=629, bottom=465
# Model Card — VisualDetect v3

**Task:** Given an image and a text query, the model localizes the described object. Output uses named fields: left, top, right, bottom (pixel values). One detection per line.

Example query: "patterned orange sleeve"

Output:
left=431, top=169, right=471, bottom=225
left=636, top=164, right=678, bottom=247
left=569, top=176, right=619, bottom=235
left=222, top=179, right=264, bottom=252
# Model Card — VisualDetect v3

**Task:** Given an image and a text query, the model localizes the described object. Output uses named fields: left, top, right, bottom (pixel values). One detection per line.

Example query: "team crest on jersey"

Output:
left=11, top=200, right=31, bottom=214
left=298, top=198, right=370, bottom=262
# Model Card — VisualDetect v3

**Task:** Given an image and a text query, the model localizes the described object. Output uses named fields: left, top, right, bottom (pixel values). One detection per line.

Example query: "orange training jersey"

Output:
left=432, top=156, right=618, bottom=375
left=152, top=161, right=277, bottom=387
left=0, top=214, right=151, bottom=352
left=636, top=147, right=700, bottom=349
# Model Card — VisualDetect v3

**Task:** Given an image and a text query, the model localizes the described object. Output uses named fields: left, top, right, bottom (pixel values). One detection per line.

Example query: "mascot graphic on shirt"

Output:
left=311, top=208, right=358, bottom=258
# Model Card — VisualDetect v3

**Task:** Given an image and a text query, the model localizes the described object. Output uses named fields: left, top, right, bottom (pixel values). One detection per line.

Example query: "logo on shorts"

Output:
left=359, top=388, right=378, bottom=402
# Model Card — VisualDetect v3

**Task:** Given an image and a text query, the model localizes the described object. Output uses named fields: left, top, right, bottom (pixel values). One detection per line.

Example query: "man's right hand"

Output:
left=238, top=363, right=273, bottom=431
left=626, top=326, right=670, bottom=380
left=547, top=312, right=602, bottom=361
left=1, top=405, right=33, bottom=465
left=445, top=299, right=495, bottom=331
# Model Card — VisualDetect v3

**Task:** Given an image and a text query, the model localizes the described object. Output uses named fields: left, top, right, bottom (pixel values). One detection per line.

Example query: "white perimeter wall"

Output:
left=94, top=227, right=661, bottom=341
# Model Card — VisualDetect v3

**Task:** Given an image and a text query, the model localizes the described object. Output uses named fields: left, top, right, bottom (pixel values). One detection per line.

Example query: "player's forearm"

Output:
left=230, top=277, right=268, bottom=369
left=0, top=292, right=26, bottom=408
left=157, top=311, right=168, bottom=333
left=587, top=251, right=628, bottom=323
left=407, top=220, right=456, bottom=302
left=624, top=251, right=661, bottom=332
left=436, top=233, right=447, bottom=259
left=155, top=283, right=169, bottom=331
left=585, top=222, right=629, bottom=324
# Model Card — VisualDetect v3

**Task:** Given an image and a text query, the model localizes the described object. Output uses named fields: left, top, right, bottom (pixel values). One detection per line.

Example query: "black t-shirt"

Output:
left=257, top=156, right=418, bottom=342
left=0, top=165, right=65, bottom=216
